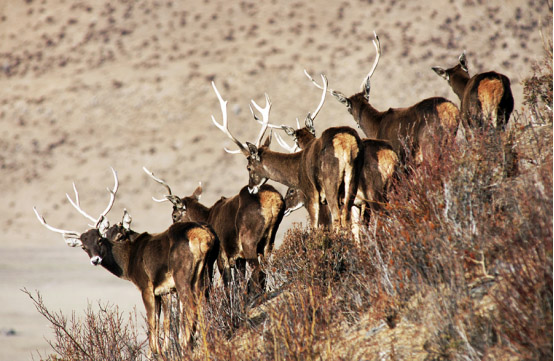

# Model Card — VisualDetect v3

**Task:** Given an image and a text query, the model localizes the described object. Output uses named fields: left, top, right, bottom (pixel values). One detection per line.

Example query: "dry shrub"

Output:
left=23, top=289, right=146, bottom=361
left=367, top=105, right=552, bottom=359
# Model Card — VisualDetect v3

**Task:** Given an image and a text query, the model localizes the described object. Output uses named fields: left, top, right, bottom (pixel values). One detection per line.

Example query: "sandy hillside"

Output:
left=0, top=0, right=551, bottom=359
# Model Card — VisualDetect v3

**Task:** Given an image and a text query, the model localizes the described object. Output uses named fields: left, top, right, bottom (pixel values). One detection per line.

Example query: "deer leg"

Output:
left=161, top=294, right=171, bottom=354
left=173, top=255, right=196, bottom=350
left=305, top=190, right=321, bottom=228
left=324, top=191, right=341, bottom=230
left=141, top=288, right=159, bottom=356
left=351, top=206, right=361, bottom=244
left=241, top=241, right=265, bottom=295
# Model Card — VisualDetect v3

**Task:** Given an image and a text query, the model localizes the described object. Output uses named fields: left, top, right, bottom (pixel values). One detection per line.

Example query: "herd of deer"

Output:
left=33, top=33, right=514, bottom=354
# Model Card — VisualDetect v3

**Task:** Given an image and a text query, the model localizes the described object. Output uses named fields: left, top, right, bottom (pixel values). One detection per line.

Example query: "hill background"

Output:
left=0, top=0, right=551, bottom=359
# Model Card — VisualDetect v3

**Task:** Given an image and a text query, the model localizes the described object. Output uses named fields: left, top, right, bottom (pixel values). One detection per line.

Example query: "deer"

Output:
left=431, top=51, right=514, bottom=132
left=33, top=168, right=219, bottom=354
left=280, top=134, right=398, bottom=224
left=211, top=81, right=363, bottom=231
left=143, top=167, right=285, bottom=295
left=266, top=72, right=399, bottom=227
left=306, top=32, right=460, bottom=166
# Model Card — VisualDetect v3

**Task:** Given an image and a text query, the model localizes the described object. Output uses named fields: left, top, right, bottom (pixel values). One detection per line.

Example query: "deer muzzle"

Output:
left=90, top=256, right=102, bottom=266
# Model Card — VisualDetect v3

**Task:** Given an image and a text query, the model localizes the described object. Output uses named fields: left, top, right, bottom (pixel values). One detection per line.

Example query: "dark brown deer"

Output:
left=211, top=81, right=363, bottom=230
left=272, top=72, right=399, bottom=223
left=281, top=134, right=397, bottom=222
left=306, top=32, right=459, bottom=165
left=432, top=51, right=514, bottom=132
left=143, top=167, right=284, bottom=294
left=33, top=169, right=219, bottom=354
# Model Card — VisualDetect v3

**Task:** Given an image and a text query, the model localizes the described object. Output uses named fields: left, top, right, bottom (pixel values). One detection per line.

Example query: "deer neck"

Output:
left=261, top=150, right=302, bottom=188
left=184, top=201, right=211, bottom=223
left=449, top=71, right=470, bottom=101
left=357, top=102, right=384, bottom=138
left=101, top=237, right=135, bottom=279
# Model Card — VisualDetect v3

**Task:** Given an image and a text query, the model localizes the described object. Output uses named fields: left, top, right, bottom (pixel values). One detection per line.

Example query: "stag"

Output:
left=306, top=32, right=459, bottom=165
left=269, top=72, right=399, bottom=223
left=143, top=167, right=284, bottom=294
left=432, top=51, right=514, bottom=131
left=211, top=81, right=363, bottom=230
left=33, top=168, right=219, bottom=354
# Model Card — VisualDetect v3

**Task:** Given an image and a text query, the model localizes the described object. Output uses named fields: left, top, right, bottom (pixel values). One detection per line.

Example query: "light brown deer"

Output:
left=33, top=168, right=219, bottom=354
left=307, top=32, right=459, bottom=165
left=432, top=51, right=514, bottom=131
left=143, top=167, right=284, bottom=294
left=211, top=81, right=363, bottom=230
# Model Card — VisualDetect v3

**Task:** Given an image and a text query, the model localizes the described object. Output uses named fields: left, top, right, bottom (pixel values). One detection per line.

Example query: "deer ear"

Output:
left=458, top=51, right=468, bottom=73
left=166, top=195, right=186, bottom=210
left=97, top=216, right=110, bottom=237
left=282, top=125, right=296, bottom=136
left=192, top=183, right=202, bottom=200
left=122, top=209, right=132, bottom=230
left=246, top=142, right=258, bottom=157
left=263, top=130, right=272, bottom=147
left=432, top=66, right=449, bottom=80
left=305, top=115, right=315, bottom=135
left=332, top=91, right=351, bottom=108
left=362, top=78, right=371, bottom=101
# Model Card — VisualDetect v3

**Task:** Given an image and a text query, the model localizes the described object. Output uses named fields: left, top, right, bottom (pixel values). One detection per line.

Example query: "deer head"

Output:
left=210, top=81, right=275, bottom=194
left=143, top=167, right=202, bottom=222
left=305, top=31, right=381, bottom=122
left=34, top=168, right=120, bottom=265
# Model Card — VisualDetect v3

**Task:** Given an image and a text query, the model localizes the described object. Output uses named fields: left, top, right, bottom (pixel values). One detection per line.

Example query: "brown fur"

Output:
left=343, top=92, right=459, bottom=165
left=247, top=126, right=362, bottom=230
left=154, top=182, right=285, bottom=293
left=477, top=78, right=504, bottom=127
left=432, top=56, right=513, bottom=131
left=377, top=148, right=398, bottom=183
left=283, top=129, right=398, bottom=224
left=436, top=101, right=461, bottom=131
left=63, top=220, right=218, bottom=354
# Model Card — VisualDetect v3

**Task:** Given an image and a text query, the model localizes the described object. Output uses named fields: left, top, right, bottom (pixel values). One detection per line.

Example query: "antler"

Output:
left=33, top=206, right=82, bottom=247
left=359, top=31, right=381, bottom=91
left=211, top=82, right=250, bottom=156
left=304, top=69, right=338, bottom=96
left=142, top=166, right=173, bottom=202
left=306, top=73, right=328, bottom=122
left=66, top=167, right=119, bottom=229
left=250, top=104, right=285, bottom=130
left=143, top=167, right=187, bottom=209
left=274, top=132, right=299, bottom=153
left=250, top=93, right=272, bottom=147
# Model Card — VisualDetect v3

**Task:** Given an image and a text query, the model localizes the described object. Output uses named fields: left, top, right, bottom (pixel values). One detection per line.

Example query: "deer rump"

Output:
left=462, top=72, right=513, bottom=130
left=299, top=126, right=363, bottom=228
